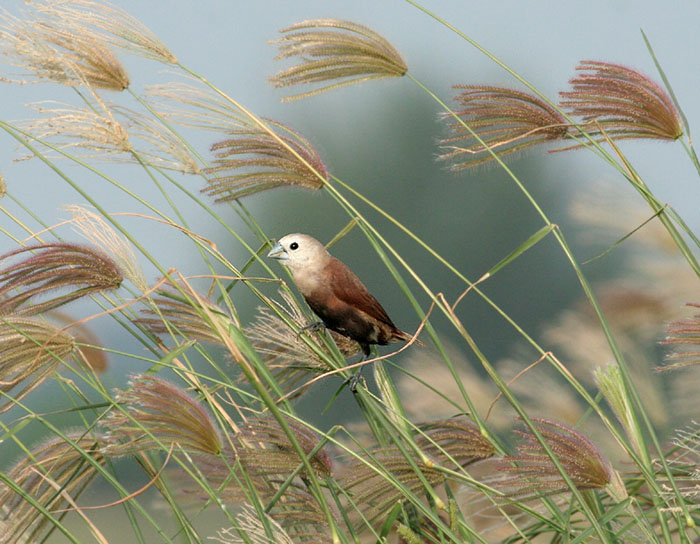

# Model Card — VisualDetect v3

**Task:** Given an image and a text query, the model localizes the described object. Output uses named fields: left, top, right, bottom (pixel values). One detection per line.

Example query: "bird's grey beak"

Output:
left=267, top=241, right=288, bottom=261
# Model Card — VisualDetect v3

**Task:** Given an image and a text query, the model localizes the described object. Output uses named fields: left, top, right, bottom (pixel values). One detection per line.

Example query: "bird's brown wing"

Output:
left=325, top=258, right=395, bottom=327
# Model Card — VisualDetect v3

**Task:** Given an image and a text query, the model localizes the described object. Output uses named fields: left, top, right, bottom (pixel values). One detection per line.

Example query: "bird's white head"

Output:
left=267, top=233, right=330, bottom=274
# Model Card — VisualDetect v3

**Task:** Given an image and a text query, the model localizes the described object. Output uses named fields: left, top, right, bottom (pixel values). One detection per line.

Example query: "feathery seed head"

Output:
left=439, top=86, right=569, bottom=170
left=204, top=120, right=327, bottom=201
left=0, top=432, right=105, bottom=543
left=20, top=100, right=132, bottom=160
left=113, top=105, right=201, bottom=174
left=29, top=0, right=176, bottom=64
left=595, top=364, right=641, bottom=457
left=498, top=418, right=618, bottom=498
left=416, top=416, right=497, bottom=464
left=0, top=8, right=129, bottom=89
left=560, top=60, right=682, bottom=142
left=271, top=19, right=407, bottom=101
left=0, top=243, right=123, bottom=316
left=246, top=290, right=360, bottom=398
left=235, top=416, right=332, bottom=479
left=136, top=281, right=235, bottom=346
left=103, top=374, right=222, bottom=456
left=146, top=80, right=249, bottom=133
left=0, top=316, right=76, bottom=413
left=661, top=423, right=700, bottom=509
left=65, top=205, right=148, bottom=293
left=21, top=100, right=199, bottom=173
left=171, top=414, right=332, bottom=539
left=210, top=505, right=294, bottom=544
left=658, top=302, right=700, bottom=371
left=340, top=417, right=494, bottom=525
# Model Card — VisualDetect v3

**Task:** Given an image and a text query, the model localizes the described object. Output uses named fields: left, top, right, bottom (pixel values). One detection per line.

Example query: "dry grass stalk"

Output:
left=0, top=8, right=129, bottom=89
left=30, top=0, right=177, bottom=64
left=0, top=432, right=105, bottom=544
left=271, top=19, right=407, bottom=101
left=204, top=120, right=327, bottom=201
left=559, top=60, right=682, bottom=144
left=439, top=86, right=570, bottom=170
left=246, top=290, right=360, bottom=398
left=0, top=316, right=76, bottom=413
left=0, top=243, right=122, bottom=315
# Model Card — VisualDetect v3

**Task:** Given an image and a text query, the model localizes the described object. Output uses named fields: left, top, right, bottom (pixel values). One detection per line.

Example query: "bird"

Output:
left=267, top=233, right=417, bottom=390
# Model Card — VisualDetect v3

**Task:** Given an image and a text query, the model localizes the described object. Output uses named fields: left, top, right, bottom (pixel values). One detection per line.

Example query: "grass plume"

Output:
left=497, top=418, right=622, bottom=499
left=112, top=105, right=201, bottom=173
left=245, top=289, right=359, bottom=397
left=146, top=79, right=249, bottom=133
left=21, top=100, right=199, bottom=173
left=65, top=204, right=148, bottom=293
left=204, top=120, right=327, bottom=201
left=173, top=415, right=332, bottom=540
left=20, top=100, right=132, bottom=161
left=439, top=86, right=569, bottom=170
left=0, top=6, right=129, bottom=89
left=271, top=19, right=407, bottom=101
left=560, top=60, right=682, bottom=143
left=29, top=0, right=177, bottom=64
left=136, top=281, right=235, bottom=346
left=658, top=302, right=700, bottom=371
left=0, top=433, right=105, bottom=544
left=237, top=415, right=332, bottom=478
left=210, top=504, right=293, bottom=544
left=339, top=417, right=494, bottom=526
left=103, top=374, right=222, bottom=456
left=661, top=423, right=700, bottom=511
left=0, top=243, right=122, bottom=315
left=0, top=316, right=76, bottom=413
left=595, top=364, right=643, bottom=456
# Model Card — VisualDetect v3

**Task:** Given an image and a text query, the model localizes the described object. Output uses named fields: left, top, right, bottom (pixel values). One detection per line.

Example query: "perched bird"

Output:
left=267, top=233, right=416, bottom=389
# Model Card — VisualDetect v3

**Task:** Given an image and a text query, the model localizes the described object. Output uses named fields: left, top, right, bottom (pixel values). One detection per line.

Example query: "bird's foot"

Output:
left=343, top=368, right=364, bottom=393
left=296, top=321, right=326, bottom=339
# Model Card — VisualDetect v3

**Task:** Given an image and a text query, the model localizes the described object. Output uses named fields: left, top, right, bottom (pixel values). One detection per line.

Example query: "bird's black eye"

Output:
left=290, top=242, right=299, bottom=250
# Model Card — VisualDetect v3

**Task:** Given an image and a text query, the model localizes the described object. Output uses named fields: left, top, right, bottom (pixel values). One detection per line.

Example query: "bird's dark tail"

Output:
left=391, top=328, right=425, bottom=347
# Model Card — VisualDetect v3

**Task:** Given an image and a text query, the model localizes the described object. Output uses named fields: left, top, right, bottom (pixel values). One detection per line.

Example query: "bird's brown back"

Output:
left=325, top=258, right=396, bottom=328
left=298, top=256, right=416, bottom=354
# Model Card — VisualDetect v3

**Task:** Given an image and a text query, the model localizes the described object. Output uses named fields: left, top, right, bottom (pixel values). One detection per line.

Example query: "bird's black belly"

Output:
left=306, top=299, right=382, bottom=351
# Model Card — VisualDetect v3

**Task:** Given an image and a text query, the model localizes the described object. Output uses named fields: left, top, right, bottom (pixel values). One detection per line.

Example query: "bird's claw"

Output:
left=296, top=321, right=326, bottom=339
left=343, top=368, right=364, bottom=393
